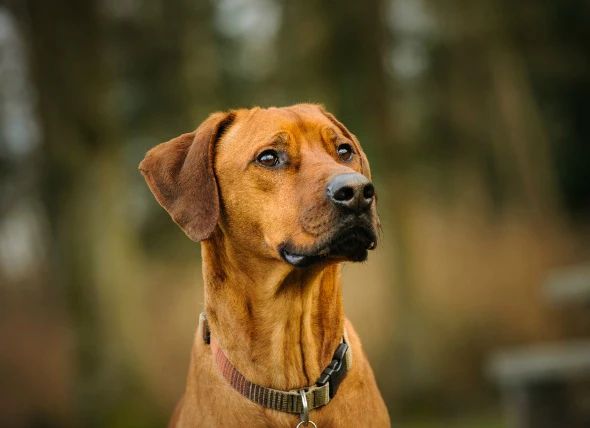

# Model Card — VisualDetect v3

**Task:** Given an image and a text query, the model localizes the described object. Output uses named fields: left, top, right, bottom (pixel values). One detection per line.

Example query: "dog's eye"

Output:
left=337, top=144, right=354, bottom=162
left=256, top=150, right=280, bottom=167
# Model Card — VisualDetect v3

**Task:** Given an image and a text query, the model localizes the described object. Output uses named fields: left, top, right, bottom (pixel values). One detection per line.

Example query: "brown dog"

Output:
left=140, top=104, right=390, bottom=427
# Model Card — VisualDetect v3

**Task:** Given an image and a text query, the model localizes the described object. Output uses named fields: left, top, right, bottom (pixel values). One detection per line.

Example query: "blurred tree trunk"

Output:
left=11, top=0, right=153, bottom=425
left=15, top=5, right=108, bottom=422
left=430, top=0, right=561, bottom=220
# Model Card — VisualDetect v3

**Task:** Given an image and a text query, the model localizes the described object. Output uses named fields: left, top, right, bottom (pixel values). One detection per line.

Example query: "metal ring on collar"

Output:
left=299, top=389, right=309, bottom=425
left=296, top=421, right=317, bottom=428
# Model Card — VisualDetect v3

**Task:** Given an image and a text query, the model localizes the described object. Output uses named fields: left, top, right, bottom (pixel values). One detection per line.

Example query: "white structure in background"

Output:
left=0, top=7, right=46, bottom=284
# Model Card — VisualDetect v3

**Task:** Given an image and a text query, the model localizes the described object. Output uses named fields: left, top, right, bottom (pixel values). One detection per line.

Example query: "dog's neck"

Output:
left=200, top=230, right=344, bottom=391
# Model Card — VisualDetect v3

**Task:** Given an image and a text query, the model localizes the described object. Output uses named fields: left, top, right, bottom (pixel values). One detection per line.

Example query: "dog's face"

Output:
left=140, top=104, right=378, bottom=268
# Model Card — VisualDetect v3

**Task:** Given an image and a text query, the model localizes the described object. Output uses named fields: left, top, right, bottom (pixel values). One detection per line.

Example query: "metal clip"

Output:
left=316, top=342, right=349, bottom=398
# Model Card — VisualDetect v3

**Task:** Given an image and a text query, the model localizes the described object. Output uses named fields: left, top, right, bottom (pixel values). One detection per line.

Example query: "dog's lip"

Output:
left=280, top=250, right=322, bottom=268
left=280, top=224, right=377, bottom=268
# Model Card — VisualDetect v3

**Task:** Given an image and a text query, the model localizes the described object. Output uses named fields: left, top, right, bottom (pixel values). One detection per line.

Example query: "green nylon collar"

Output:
left=198, top=312, right=352, bottom=414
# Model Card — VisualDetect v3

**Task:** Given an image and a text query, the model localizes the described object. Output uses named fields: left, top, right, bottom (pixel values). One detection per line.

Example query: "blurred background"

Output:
left=1, top=0, right=590, bottom=427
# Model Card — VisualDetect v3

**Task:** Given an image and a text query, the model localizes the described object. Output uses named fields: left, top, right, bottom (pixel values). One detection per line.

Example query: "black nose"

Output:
left=327, top=173, right=375, bottom=213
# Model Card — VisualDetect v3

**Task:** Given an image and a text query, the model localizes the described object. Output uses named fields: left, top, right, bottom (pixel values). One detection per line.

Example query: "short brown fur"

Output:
left=140, top=104, right=390, bottom=427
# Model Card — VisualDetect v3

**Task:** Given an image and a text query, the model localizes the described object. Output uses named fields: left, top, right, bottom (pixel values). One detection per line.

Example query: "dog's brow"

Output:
left=322, top=127, right=350, bottom=146
left=250, top=132, right=289, bottom=154
left=274, top=132, right=289, bottom=143
left=324, top=127, right=339, bottom=142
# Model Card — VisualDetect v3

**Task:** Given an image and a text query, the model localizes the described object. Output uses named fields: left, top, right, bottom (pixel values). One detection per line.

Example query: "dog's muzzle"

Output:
left=281, top=173, right=377, bottom=268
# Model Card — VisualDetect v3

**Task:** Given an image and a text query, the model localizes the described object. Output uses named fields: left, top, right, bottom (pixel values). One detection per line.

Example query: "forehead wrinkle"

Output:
left=281, top=120, right=338, bottom=158
left=279, top=108, right=308, bottom=136
left=219, top=107, right=344, bottom=158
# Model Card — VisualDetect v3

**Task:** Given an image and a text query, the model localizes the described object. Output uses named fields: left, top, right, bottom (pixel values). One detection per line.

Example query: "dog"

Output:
left=140, top=104, right=390, bottom=427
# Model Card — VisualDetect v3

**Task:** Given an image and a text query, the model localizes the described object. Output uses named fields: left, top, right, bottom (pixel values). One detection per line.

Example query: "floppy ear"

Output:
left=318, top=107, right=371, bottom=179
left=139, top=111, right=235, bottom=241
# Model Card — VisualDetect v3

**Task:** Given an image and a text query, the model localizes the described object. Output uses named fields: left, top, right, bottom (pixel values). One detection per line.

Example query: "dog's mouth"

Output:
left=279, top=223, right=377, bottom=268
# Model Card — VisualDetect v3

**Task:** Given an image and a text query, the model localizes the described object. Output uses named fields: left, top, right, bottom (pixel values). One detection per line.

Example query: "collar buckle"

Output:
left=315, top=342, right=349, bottom=398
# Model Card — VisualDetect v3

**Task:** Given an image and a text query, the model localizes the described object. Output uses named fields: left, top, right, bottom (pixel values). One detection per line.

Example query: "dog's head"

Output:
left=140, top=104, right=379, bottom=268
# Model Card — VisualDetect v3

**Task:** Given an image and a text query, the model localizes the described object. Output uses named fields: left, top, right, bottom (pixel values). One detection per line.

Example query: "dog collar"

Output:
left=198, top=312, right=352, bottom=419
